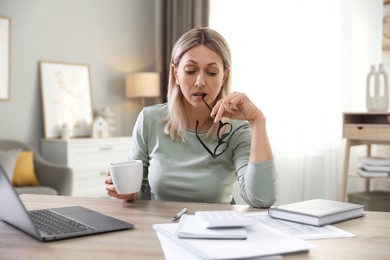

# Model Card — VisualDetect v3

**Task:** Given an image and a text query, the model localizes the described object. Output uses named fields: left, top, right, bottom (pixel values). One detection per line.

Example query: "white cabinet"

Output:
left=40, top=137, right=132, bottom=197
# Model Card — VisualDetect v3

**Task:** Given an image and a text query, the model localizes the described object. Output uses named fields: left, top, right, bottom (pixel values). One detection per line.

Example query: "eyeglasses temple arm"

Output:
left=195, top=120, right=217, bottom=159
left=201, top=95, right=213, bottom=112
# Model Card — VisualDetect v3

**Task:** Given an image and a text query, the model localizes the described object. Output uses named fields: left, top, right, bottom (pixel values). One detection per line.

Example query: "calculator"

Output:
left=195, top=210, right=257, bottom=228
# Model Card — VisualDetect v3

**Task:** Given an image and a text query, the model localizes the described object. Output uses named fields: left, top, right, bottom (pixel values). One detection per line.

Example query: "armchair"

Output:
left=0, top=140, right=73, bottom=195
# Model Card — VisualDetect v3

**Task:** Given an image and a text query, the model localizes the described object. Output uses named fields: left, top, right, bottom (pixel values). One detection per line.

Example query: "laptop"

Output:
left=0, top=165, right=134, bottom=241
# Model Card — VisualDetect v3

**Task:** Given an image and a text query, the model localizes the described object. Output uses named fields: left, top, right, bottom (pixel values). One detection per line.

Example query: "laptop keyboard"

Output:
left=28, top=209, right=95, bottom=236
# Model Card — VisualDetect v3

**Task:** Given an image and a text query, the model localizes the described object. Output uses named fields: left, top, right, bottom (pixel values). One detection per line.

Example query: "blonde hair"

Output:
left=164, top=27, right=232, bottom=142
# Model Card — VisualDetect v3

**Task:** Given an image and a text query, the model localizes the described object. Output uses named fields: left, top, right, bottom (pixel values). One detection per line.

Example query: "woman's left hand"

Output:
left=212, top=92, right=273, bottom=162
left=210, top=91, right=263, bottom=125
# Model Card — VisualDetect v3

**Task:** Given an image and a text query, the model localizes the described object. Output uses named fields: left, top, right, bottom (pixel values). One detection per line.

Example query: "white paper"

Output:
left=244, top=212, right=355, bottom=240
left=156, top=230, right=282, bottom=260
left=153, top=222, right=313, bottom=260
left=156, top=231, right=203, bottom=260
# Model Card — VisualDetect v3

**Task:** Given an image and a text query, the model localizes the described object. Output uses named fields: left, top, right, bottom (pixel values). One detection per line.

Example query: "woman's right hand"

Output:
left=105, top=170, right=139, bottom=201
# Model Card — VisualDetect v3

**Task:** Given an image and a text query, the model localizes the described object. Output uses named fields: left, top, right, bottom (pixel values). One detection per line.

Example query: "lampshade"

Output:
left=125, top=72, right=160, bottom=98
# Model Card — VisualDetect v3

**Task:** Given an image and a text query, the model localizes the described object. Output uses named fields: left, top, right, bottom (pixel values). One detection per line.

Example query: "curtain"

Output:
left=210, top=0, right=383, bottom=205
left=160, top=0, right=209, bottom=102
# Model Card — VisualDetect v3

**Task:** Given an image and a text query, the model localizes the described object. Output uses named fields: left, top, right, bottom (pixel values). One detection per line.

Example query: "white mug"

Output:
left=109, top=160, right=143, bottom=194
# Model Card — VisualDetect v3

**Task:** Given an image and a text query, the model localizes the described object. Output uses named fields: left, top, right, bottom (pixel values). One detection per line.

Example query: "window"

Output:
left=210, top=0, right=382, bottom=204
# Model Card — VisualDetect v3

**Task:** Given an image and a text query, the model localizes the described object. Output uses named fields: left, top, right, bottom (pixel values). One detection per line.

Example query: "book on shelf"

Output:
left=357, top=156, right=390, bottom=166
left=358, top=168, right=390, bottom=178
left=359, top=163, right=390, bottom=172
left=268, top=199, right=365, bottom=227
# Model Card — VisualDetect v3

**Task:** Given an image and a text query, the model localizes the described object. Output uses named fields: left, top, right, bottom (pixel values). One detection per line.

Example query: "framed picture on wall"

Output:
left=383, top=3, right=390, bottom=52
left=0, top=16, right=11, bottom=101
left=39, top=61, right=93, bottom=139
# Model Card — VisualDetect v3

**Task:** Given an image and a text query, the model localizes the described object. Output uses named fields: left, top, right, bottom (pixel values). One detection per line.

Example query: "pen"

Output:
left=171, top=207, right=188, bottom=222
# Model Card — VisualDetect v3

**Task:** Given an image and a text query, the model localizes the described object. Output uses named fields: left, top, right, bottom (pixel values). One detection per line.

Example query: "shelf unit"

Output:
left=341, top=112, right=390, bottom=201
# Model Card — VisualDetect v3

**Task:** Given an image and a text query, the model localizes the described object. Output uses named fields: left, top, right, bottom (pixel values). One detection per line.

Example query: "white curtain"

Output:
left=210, top=0, right=383, bottom=205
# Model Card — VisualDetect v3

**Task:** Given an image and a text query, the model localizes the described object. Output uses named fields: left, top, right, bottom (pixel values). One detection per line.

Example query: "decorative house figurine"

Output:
left=60, top=123, right=71, bottom=139
left=91, top=116, right=109, bottom=138
left=101, top=107, right=116, bottom=137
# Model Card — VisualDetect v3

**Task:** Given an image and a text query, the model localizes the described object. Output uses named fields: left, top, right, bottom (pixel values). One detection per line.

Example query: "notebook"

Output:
left=268, top=199, right=365, bottom=227
left=176, top=214, right=248, bottom=239
left=0, top=165, right=134, bottom=241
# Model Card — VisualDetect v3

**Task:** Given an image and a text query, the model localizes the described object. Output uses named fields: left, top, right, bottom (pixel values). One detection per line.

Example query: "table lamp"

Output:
left=126, top=72, right=160, bottom=107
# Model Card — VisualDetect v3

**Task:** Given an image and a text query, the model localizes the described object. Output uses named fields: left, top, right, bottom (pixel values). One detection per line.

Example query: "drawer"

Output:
left=73, top=186, right=106, bottom=197
left=343, top=125, right=376, bottom=140
left=73, top=165, right=108, bottom=178
left=67, top=143, right=130, bottom=166
left=377, top=128, right=390, bottom=139
left=73, top=178, right=107, bottom=197
left=72, top=167, right=108, bottom=197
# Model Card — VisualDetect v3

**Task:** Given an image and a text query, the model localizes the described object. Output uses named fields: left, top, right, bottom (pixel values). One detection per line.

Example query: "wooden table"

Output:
left=1, top=195, right=389, bottom=260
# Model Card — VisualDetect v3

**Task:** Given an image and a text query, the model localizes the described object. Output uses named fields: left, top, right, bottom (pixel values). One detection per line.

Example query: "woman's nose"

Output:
left=195, top=72, right=205, bottom=87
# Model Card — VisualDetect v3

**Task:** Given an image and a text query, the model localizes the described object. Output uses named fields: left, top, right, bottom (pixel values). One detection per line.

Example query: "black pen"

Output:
left=171, top=207, right=188, bottom=222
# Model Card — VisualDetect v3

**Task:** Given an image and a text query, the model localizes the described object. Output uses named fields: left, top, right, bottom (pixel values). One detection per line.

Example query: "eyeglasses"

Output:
left=195, top=96, right=233, bottom=159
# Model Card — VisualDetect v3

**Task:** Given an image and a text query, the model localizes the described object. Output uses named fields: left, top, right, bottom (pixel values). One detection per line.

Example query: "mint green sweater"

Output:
left=129, top=103, right=277, bottom=208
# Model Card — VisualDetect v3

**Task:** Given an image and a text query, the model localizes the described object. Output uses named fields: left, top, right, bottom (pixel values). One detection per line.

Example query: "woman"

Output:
left=105, top=27, right=277, bottom=208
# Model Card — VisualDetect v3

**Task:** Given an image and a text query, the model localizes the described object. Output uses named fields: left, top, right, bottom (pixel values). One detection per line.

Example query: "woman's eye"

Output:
left=207, top=71, right=218, bottom=76
left=185, top=70, right=196, bottom=75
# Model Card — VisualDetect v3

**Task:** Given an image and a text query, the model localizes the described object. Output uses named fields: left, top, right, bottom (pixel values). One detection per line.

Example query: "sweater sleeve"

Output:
left=128, top=108, right=151, bottom=199
left=237, top=160, right=277, bottom=208
left=231, top=121, right=277, bottom=208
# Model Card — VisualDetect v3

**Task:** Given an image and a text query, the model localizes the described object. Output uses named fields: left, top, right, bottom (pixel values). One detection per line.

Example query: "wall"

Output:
left=0, top=0, right=160, bottom=149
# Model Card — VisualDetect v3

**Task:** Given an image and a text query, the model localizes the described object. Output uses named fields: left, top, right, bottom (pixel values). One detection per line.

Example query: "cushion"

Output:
left=15, top=186, right=58, bottom=195
left=12, top=151, right=40, bottom=186
left=0, top=149, right=21, bottom=180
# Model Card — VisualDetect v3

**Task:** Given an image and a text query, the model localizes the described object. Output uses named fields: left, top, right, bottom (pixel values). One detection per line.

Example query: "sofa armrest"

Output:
left=34, top=159, right=73, bottom=196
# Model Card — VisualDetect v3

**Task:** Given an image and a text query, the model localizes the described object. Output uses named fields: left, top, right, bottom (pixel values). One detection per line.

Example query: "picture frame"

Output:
left=0, top=16, right=11, bottom=101
left=39, top=61, right=93, bottom=139
left=384, top=4, right=390, bottom=52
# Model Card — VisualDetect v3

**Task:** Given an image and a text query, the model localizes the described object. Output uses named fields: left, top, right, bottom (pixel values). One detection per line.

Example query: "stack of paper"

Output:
left=153, top=216, right=314, bottom=259
left=358, top=156, right=390, bottom=177
left=244, top=211, right=355, bottom=240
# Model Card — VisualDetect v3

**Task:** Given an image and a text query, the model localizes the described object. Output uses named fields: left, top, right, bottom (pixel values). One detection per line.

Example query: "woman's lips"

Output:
left=193, top=93, right=205, bottom=101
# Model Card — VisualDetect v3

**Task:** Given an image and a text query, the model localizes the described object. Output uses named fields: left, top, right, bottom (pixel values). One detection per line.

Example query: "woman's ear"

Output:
left=172, top=64, right=180, bottom=85
left=223, top=68, right=230, bottom=83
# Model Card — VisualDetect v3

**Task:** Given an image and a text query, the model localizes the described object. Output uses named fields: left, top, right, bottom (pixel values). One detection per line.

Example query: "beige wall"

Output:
left=0, top=0, right=160, bottom=149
